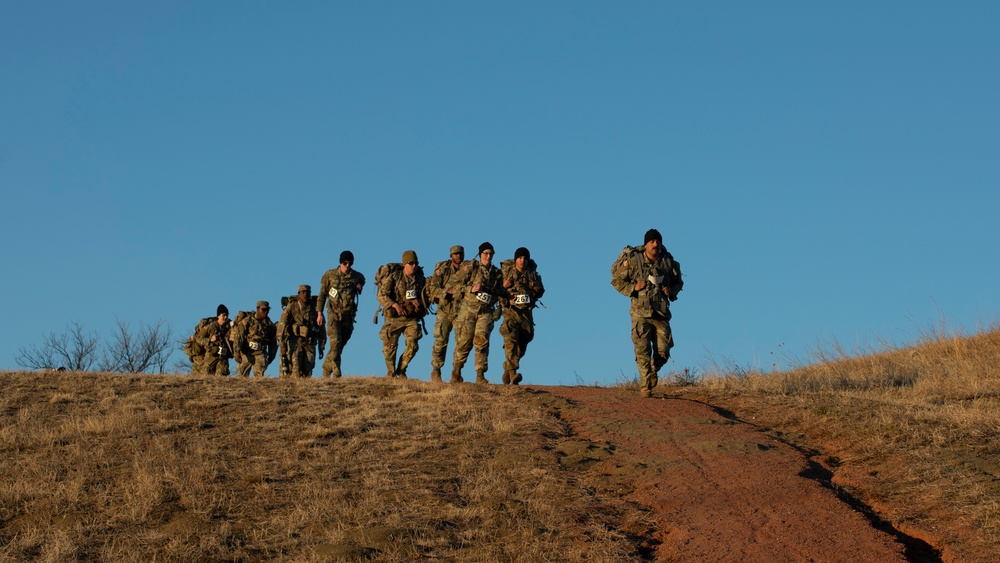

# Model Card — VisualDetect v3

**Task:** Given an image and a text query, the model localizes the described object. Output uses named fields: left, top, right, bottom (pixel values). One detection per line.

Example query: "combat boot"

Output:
left=512, top=372, right=523, bottom=385
left=475, top=371, right=489, bottom=384
left=430, top=367, right=443, bottom=383
left=640, top=388, right=653, bottom=398
left=450, top=366, right=464, bottom=384
left=502, top=371, right=512, bottom=385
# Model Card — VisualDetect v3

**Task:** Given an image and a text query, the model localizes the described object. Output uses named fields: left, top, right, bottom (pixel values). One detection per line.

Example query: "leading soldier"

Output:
left=316, top=251, right=366, bottom=378
left=611, top=228, right=683, bottom=397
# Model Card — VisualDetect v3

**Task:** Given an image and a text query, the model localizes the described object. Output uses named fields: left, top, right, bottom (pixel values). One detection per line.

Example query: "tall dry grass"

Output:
left=0, top=373, right=635, bottom=562
left=689, top=324, right=1000, bottom=561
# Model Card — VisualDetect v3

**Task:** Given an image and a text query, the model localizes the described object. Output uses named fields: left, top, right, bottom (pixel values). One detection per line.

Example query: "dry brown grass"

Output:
left=684, top=324, right=1000, bottom=562
left=0, top=372, right=636, bottom=562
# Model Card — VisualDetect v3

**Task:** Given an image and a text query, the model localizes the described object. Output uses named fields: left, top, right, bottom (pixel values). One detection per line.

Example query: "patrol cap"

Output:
left=402, top=250, right=418, bottom=264
left=449, top=245, right=464, bottom=255
left=257, top=300, right=270, bottom=310
left=298, top=284, right=311, bottom=293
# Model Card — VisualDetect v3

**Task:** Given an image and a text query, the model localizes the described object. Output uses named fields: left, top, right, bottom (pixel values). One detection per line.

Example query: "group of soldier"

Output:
left=183, top=229, right=681, bottom=396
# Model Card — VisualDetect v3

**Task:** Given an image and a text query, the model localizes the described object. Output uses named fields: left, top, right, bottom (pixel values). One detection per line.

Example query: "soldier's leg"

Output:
left=303, top=342, right=316, bottom=377
left=237, top=357, right=252, bottom=378
left=381, top=320, right=400, bottom=377
left=252, top=351, right=268, bottom=378
left=334, top=319, right=354, bottom=377
left=323, top=322, right=338, bottom=378
left=473, top=313, right=495, bottom=383
left=632, top=318, right=656, bottom=395
left=451, top=310, right=474, bottom=369
left=291, top=338, right=307, bottom=377
left=650, top=317, right=673, bottom=375
left=500, top=318, right=517, bottom=384
left=508, top=320, right=533, bottom=385
left=430, top=312, right=454, bottom=370
left=397, top=320, right=422, bottom=376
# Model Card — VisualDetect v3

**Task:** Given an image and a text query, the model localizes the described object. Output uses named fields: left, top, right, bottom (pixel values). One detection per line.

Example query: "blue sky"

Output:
left=3, top=2, right=998, bottom=384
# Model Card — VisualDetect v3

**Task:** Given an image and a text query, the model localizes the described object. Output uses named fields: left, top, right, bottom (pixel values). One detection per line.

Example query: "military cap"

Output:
left=298, top=284, right=311, bottom=293
left=257, top=300, right=270, bottom=310
left=217, top=304, right=229, bottom=316
left=402, top=250, right=418, bottom=264
left=450, top=245, right=464, bottom=255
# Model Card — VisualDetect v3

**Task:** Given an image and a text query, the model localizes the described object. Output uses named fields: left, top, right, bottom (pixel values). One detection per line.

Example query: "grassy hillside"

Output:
left=683, top=325, right=1000, bottom=562
left=0, top=374, right=636, bottom=561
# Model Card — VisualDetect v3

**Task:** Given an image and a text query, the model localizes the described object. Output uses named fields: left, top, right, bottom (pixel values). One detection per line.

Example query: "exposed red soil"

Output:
left=527, top=385, right=937, bottom=562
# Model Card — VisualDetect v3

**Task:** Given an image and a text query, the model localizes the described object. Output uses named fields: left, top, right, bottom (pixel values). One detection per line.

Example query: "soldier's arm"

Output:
left=315, top=271, right=331, bottom=322
left=376, top=278, right=397, bottom=309
left=611, top=259, right=639, bottom=297
left=667, top=257, right=683, bottom=301
left=532, top=272, right=545, bottom=300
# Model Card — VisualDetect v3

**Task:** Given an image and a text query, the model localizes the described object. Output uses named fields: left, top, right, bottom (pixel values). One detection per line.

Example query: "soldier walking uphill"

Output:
left=195, top=304, right=234, bottom=376
left=376, top=250, right=428, bottom=379
left=449, top=242, right=510, bottom=384
left=316, top=251, right=366, bottom=378
left=427, top=245, right=466, bottom=383
left=611, top=229, right=683, bottom=398
left=280, top=285, right=324, bottom=378
left=232, top=301, right=278, bottom=378
left=499, top=247, right=545, bottom=385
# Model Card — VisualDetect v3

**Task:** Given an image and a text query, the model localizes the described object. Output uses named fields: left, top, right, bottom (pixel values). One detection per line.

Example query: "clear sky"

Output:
left=3, top=2, right=998, bottom=384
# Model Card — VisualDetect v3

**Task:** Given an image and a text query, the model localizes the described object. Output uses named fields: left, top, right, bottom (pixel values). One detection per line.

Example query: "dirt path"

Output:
left=527, top=386, right=933, bottom=562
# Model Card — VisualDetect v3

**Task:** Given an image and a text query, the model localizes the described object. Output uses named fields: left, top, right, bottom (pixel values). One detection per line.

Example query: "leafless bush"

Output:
left=15, top=321, right=101, bottom=371
left=100, top=318, right=174, bottom=374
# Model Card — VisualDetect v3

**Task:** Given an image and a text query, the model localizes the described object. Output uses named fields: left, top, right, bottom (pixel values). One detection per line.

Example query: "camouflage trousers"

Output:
left=632, top=315, right=673, bottom=391
left=288, top=336, right=315, bottom=378
left=201, top=353, right=230, bottom=376
left=429, top=309, right=459, bottom=370
left=380, top=316, right=422, bottom=376
left=322, top=316, right=356, bottom=378
left=452, top=307, right=495, bottom=374
left=500, top=309, right=534, bottom=376
left=237, top=349, right=270, bottom=378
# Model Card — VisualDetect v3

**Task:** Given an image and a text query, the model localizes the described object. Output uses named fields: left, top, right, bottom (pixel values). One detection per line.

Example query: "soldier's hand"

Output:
left=210, top=334, right=218, bottom=343
left=471, top=283, right=482, bottom=293
left=662, top=286, right=671, bottom=298
left=531, top=281, right=541, bottom=291
left=635, top=280, right=647, bottom=292
left=316, top=312, right=324, bottom=326
left=235, top=354, right=243, bottom=363
left=392, top=302, right=405, bottom=316
left=503, top=278, right=513, bottom=288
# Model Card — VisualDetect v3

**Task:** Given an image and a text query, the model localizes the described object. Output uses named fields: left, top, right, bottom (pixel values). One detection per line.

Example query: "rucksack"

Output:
left=183, top=316, right=216, bottom=359
left=610, top=245, right=643, bottom=282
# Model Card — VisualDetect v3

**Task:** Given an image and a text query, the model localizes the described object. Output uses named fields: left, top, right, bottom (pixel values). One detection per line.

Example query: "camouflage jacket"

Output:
left=377, top=269, right=428, bottom=319
left=500, top=259, right=545, bottom=312
left=428, top=259, right=465, bottom=316
left=316, top=268, right=366, bottom=321
left=448, top=259, right=510, bottom=315
left=611, top=247, right=683, bottom=319
left=281, top=296, right=320, bottom=342
left=236, top=314, right=278, bottom=360
left=196, top=319, right=233, bottom=357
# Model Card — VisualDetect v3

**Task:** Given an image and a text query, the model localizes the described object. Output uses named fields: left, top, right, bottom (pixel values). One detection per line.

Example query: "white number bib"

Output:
left=476, top=292, right=494, bottom=305
left=647, top=274, right=664, bottom=285
left=328, top=287, right=339, bottom=299
left=405, top=289, right=418, bottom=300
left=513, top=294, right=531, bottom=305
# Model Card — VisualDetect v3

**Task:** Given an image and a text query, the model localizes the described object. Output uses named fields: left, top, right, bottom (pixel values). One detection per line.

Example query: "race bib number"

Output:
left=476, top=292, right=494, bottom=304
left=249, top=341, right=261, bottom=351
left=405, top=289, right=418, bottom=300
left=647, top=274, right=664, bottom=285
left=328, top=287, right=339, bottom=299
left=513, top=294, right=531, bottom=305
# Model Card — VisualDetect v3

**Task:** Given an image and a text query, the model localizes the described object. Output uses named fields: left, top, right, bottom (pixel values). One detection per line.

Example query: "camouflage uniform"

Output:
left=377, top=252, right=427, bottom=378
left=316, top=263, right=366, bottom=378
left=234, top=301, right=278, bottom=378
left=280, top=286, right=322, bottom=378
left=499, top=250, right=545, bottom=385
left=427, top=245, right=465, bottom=382
left=449, top=243, right=509, bottom=383
left=184, top=316, right=214, bottom=375
left=196, top=315, right=233, bottom=376
left=611, top=230, right=683, bottom=396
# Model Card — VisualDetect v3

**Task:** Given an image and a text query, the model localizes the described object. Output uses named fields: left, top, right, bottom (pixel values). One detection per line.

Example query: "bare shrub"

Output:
left=100, top=318, right=174, bottom=374
left=15, top=321, right=100, bottom=371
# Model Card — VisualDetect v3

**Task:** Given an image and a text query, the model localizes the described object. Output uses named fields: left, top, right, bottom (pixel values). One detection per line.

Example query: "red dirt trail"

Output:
left=528, top=385, right=936, bottom=562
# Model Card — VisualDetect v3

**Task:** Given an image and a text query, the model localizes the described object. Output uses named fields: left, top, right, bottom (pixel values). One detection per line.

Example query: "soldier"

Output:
left=316, top=251, right=366, bottom=378
left=427, top=245, right=465, bottom=383
left=448, top=242, right=510, bottom=384
left=377, top=250, right=428, bottom=379
left=184, top=315, right=215, bottom=374
left=499, top=247, right=545, bottom=385
left=280, top=285, right=322, bottom=378
left=611, top=228, right=683, bottom=398
left=234, top=301, right=278, bottom=378
left=196, top=304, right=233, bottom=376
